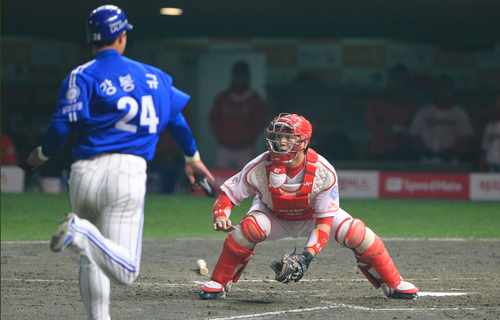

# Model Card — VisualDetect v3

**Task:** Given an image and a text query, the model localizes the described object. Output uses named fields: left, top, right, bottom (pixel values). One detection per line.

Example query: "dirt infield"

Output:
left=2, top=238, right=499, bottom=320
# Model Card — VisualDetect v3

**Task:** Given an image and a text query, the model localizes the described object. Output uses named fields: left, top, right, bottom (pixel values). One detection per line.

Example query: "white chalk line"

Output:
left=1, top=277, right=472, bottom=296
left=1, top=277, right=480, bottom=286
left=1, top=240, right=50, bottom=244
left=207, top=302, right=479, bottom=320
left=4, top=277, right=492, bottom=317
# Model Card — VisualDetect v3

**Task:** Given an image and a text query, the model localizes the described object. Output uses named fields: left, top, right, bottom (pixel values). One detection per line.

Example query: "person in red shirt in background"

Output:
left=209, top=60, right=267, bottom=169
left=1, top=132, right=19, bottom=165
left=364, top=64, right=417, bottom=161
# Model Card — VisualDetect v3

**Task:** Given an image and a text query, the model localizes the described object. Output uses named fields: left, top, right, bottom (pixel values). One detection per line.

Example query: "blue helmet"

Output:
left=86, top=5, right=133, bottom=44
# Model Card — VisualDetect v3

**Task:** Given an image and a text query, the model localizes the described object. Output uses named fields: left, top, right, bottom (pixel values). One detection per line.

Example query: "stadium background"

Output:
left=2, top=0, right=499, bottom=198
left=2, top=3, right=500, bottom=319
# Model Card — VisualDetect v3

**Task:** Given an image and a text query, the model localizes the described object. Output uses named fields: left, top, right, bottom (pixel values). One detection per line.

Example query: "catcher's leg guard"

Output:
left=200, top=233, right=254, bottom=299
left=337, top=218, right=419, bottom=300
left=356, top=235, right=419, bottom=300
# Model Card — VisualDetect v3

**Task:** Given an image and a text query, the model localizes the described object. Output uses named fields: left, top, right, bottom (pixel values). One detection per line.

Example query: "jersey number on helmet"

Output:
left=115, top=95, right=159, bottom=133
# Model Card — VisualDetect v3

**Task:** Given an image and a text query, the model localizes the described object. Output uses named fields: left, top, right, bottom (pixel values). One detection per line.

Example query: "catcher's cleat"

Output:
left=50, top=213, right=77, bottom=252
left=384, top=281, right=420, bottom=300
left=199, top=280, right=230, bottom=300
left=389, top=289, right=420, bottom=300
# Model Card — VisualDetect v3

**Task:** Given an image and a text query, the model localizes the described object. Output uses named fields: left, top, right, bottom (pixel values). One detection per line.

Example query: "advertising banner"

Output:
left=469, top=173, right=500, bottom=201
left=379, top=172, right=469, bottom=199
left=337, top=170, right=379, bottom=199
left=1, top=166, right=25, bottom=193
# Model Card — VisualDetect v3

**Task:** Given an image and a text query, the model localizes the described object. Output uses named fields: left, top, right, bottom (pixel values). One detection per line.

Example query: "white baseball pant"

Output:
left=68, top=153, right=147, bottom=320
left=231, top=199, right=352, bottom=249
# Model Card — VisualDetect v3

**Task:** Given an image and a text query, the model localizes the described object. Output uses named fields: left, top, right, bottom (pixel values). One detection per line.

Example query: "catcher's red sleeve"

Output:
left=212, top=193, right=235, bottom=221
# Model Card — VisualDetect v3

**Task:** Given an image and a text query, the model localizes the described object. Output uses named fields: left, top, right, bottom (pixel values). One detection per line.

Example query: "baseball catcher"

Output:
left=199, top=113, right=419, bottom=300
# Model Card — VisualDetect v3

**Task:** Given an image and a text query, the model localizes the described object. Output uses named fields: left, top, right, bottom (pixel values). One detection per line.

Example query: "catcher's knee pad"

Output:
left=336, top=218, right=375, bottom=251
left=240, top=213, right=271, bottom=244
left=225, top=233, right=254, bottom=259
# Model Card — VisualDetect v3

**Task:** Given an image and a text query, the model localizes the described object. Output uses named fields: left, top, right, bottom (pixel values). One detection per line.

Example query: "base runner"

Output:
left=200, top=113, right=419, bottom=300
left=22, top=5, right=214, bottom=320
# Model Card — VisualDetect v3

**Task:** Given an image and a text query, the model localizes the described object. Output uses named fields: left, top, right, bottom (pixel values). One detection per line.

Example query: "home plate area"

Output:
left=1, top=238, right=498, bottom=319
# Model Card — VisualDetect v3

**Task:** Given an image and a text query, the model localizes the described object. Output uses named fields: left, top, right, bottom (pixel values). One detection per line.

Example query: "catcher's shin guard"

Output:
left=355, top=235, right=419, bottom=299
left=209, top=233, right=254, bottom=287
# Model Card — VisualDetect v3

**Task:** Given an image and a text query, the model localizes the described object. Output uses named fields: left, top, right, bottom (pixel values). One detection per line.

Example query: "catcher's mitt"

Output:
left=270, top=250, right=314, bottom=283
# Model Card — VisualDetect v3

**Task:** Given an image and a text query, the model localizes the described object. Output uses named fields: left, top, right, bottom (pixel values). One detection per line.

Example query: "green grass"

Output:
left=1, top=193, right=499, bottom=241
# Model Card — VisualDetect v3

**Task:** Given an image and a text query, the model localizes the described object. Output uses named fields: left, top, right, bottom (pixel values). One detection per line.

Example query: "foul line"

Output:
left=207, top=303, right=478, bottom=320
left=1, top=277, right=480, bottom=286
left=1, top=277, right=473, bottom=297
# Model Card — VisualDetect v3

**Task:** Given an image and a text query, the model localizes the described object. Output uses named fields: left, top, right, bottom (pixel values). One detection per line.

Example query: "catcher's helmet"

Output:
left=86, top=5, right=133, bottom=44
left=266, top=113, right=312, bottom=164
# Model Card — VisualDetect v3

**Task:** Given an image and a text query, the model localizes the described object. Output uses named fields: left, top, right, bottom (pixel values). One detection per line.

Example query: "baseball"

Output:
left=196, top=259, right=208, bottom=275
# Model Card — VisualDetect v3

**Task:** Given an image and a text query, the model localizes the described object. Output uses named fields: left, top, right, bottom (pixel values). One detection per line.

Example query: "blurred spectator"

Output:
left=479, top=94, right=500, bottom=172
left=209, top=60, right=267, bottom=168
left=313, top=117, right=355, bottom=162
left=364, top=64, right=417, bottom=161
left=1, top=132, right=19, bottom=165
left=410, top=74, right=474, bottom=164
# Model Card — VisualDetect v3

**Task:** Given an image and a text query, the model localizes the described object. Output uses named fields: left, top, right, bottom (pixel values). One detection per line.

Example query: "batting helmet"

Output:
left=86, top=5, right=133, bottom=44
left=265, top=113, right=313, bottom=164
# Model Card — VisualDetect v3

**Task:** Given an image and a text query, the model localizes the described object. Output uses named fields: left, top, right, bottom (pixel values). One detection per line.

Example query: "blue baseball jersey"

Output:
left=41, top=49, right=197, bottom=161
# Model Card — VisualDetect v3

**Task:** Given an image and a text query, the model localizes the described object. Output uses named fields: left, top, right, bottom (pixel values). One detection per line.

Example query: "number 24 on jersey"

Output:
left=115, top=95, right=159, bottom=134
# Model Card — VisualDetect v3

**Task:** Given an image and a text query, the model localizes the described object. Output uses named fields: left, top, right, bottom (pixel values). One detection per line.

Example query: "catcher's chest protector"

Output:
left=264, top=149, right=318, bottom=221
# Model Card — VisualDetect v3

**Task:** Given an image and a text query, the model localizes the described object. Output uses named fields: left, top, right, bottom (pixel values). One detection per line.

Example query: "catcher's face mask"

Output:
left=266, top=113, right=311, bottom=165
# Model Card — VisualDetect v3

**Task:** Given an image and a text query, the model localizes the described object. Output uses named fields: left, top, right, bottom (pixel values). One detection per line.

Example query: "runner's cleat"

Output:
left=50, top=213, right=77, bottom=252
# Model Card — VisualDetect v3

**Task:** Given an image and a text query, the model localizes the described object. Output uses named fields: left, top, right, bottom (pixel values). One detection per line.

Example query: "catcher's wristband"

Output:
left=307, top=228, right=330, bottom=255
left=212, top=194, right=234, bottom=220
left=185, top=150, right=201, bottom=163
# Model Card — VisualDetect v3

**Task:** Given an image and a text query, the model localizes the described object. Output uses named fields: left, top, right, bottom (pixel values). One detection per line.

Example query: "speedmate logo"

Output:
left=385, top=178, right=462, bottom=193
left=274, top=168, right=283, bottom=173
left=380, top=173, right=469, bottom=199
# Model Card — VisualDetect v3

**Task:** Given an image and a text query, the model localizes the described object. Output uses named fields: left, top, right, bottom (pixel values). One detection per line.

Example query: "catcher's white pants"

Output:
left=68, top=153, right=147, bottom=320
left=235, top=199, right=352, bottom=247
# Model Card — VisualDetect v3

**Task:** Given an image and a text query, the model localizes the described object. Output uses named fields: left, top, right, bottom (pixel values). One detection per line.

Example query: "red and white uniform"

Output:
left=220, top=149, right=351, bottom=242
left=202, top=113, right=419, bottom=300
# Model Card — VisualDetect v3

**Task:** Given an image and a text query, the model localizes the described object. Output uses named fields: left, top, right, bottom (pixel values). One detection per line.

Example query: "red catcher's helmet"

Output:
left=265, top=113, right=313, bottom=164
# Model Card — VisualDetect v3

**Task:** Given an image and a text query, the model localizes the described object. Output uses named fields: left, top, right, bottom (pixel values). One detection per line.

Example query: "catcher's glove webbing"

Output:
left=270, top=250, right=314, bottom=283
